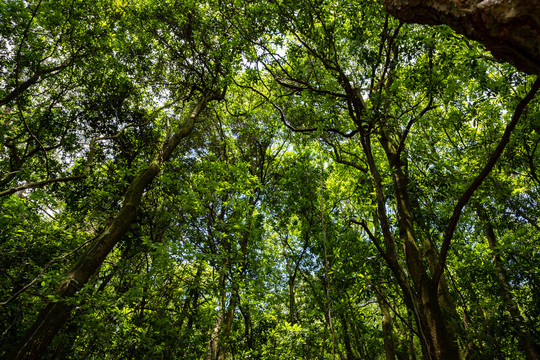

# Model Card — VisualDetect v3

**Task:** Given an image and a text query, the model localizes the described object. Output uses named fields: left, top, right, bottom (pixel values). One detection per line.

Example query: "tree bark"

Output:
left=208, top=196, right=256, bottom=360
left=9, top=95, right=210, bottom=360
left=378, top=133, right=461, bottom=360
left=383, top=0, right=540, bottom=75
left=208, top=311, right=223, bottom=360
left=281, top=230, right=309, bottom=324
left=415, top=215, right=463, bottom=353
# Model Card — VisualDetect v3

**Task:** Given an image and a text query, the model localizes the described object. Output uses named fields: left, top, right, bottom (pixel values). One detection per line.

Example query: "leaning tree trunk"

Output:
left=9, top=95, right=211, bottom=360
left=383, top=0, right=540, bottom=75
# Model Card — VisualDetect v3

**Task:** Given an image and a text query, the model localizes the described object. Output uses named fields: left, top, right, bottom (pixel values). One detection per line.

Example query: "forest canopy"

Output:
left=0, top=0, right=539, bottom=359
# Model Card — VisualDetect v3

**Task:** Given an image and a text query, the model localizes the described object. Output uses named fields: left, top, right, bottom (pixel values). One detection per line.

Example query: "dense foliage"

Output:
left=1, top=0, right=539, bottom=359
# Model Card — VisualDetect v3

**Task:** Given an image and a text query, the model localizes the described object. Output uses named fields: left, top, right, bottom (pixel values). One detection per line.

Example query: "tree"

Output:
left=1, top=0, right=539, bottom=359
left=246, top=0, right=539, bottom=358
left=2, top=0, right=238, bottom=358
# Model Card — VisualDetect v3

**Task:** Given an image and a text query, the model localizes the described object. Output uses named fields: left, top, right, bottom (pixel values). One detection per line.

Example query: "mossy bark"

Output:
left=10, top=96, right=209, bottom=360
left=383, top=0, right=540, bottom=75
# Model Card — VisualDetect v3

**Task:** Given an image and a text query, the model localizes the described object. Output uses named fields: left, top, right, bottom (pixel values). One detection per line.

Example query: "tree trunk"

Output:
left=383, top=0, right=540, bottom=75
left=372, top=132, right=461, bottom=360
left=362, top=132, right=460, bottom=360
left=282, top=232, right=309, bottom=324
left=477, top=206, right=539, bottom=360
left=208, top=311, right=223, bottom=360
left=288, top=276, right=296, bottom=323
left=208, top=196, right=256, bottom=360
left=209, top=263, right=240, bottom=360
left=208, top=257, right=232, bottom=360
left=179, top=263, right=204, bottom=331
left=417, top=224, right=463, bottom=354
left=372, top=248, right=397, bottom=360
left=239, top=302, right=254, bottom=351
left=9, top=96, right=210, bottom=360
left=407, top=310, right=417, bottom=360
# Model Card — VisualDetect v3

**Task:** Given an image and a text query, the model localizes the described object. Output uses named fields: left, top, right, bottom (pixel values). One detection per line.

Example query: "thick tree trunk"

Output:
left=383, top=0, right=540, bottom=75
left=391, top=162, right=459, bottom=359
left=372, top=251, right=398, bottom=360
left=208, top=311, right=223, bottom=360
left=376, top=133, right=461, bottom=360
left=419, top=228, right=463, bottom=353
left=406, top=309, right=418, bottom=360
left=209, top=262, right=240, bottom=360
left=477, top=206, right=539, bottom=360
left=9, top=96, right=210, bottom=360
left=208, top=291, right=237, bottom=360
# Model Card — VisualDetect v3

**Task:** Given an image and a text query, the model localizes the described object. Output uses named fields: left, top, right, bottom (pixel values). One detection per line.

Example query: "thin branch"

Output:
left=275, top=77, right=347, bottom=99
left=396, top=99, right=435, bottom=157
left=366, top=275, right=419, bottom=337
left=13, top=0, right=43, bottom=100
left=325, top=127, right=361, bottom=138
left=0, top=102, right=176, bottom=197
left=526, top=137, right=540, bottom=184
left=0, top=235, right=96, bottom=307
left=18, top=92, right=51, bottom=180
left=434, top=77, right=540, bottom=286
left=324, top=138, right=367, bottom=172
left=0, top=63, right=72, bottom=107
left=350, top=218, right=392, bottom=266
left=233, top=79, right=319, bottom=133
left=505, top=197, right=540, bottom=232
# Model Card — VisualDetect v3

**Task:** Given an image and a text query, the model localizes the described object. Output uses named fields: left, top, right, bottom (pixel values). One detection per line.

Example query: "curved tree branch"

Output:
left=0, top=102, right=177, bottom=198
left=434, top=77, right=540, bottom=287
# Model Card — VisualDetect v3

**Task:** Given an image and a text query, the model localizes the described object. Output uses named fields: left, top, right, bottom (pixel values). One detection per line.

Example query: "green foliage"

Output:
left=1, top=0, right=539, bottom=359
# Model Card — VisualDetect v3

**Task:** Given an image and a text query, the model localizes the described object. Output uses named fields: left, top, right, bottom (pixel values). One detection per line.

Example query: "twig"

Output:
left=0, top=235, right=96, bottom=307
left=0, top=102, right=176, bottom=197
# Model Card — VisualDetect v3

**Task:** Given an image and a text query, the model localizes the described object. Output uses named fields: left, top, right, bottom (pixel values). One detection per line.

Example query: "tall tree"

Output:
left=247, top=0, right=539, bottom=358
left=1, top=0, right=540, bottom=359
left=3, top=0, right=239, bottom=358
